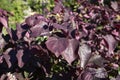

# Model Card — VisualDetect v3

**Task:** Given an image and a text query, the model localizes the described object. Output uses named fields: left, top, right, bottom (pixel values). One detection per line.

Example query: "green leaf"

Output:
left=24, top=71, right=29, bottom=78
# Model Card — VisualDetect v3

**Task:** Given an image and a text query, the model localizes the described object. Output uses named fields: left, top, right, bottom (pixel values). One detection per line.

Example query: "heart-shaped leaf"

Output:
left=78, top=44, right=91, bottom=68
left=61, top=39, right=79, bottom=64
left=103, top=35, right=117, bottom=55
left=46, top=37, right=68, bottom=57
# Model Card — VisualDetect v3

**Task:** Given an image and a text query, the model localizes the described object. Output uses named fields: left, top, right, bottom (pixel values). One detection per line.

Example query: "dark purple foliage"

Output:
left=0, top=0, right=120, bottom=80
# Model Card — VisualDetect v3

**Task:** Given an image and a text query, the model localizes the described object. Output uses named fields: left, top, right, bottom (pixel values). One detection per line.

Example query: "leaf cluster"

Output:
left=0, top=0, right=120, bottom=80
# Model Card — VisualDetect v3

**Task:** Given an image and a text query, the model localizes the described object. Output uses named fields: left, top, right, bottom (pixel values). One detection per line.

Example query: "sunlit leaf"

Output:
left=61, top=39, right=79, bottom=64
left=16, top=49, right=24, bottom=68
left=103, top=35, right=117, bottom=55
left=111, top=1, right=119, bottom=12
left=95, top=68, right=108, bottom=79
left=3, top=48, right=12, bottom=68
left=46, top=37, right=68, bottom=57
left=78, top=44, right=91, bottom=68
left=0, top=17, right=8, bottom=28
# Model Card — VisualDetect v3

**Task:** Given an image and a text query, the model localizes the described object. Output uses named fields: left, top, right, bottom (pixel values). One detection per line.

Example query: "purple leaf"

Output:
left=77, top=68, right=108, bottom=80
left=0, top=9, right=13, bottom=16
left=112, top=29, right=120, bottom=40
left=0, top=17, right=8, bottom=28
left=89, top=54, right=106, bottom=67
left=53, top=1, right=64, bottom=13
left=30, top=21, right=49, bottom=37
left=16, top=49, right=24, bottom=68
left=16, top=23, right=24, bottom=39
left=112, top=29, right=119, bottom=37
left=25, top=14, right=47, bottom=27
left=94, top=68, right=108, bottom=79
left=0, top=9, right=12, bottom=31
left=0, top=55, right=3, bottom=63
left=111, top=1, right=119, bottom=12
left=3, top=48, right=13, bottom=68
left=45, top=37, right=68, bottom=57
left=52, top=23, right=63, bottom=29
left=77, top=69, right=94, bottom=80
left=116, top=75, right=120, bottom=80
left=78, top=44, right=92, bottom=68
left=103, top=35, right=117, bottom=55
left=53, top=23, right=71, bottom=33
left=63, top=10, right=70, bottom=21
left=61, top=39, right=79, bottom=64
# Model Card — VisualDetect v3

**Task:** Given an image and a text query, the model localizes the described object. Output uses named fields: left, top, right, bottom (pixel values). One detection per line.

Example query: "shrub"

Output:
left=0, top=0, right=120, bottom=80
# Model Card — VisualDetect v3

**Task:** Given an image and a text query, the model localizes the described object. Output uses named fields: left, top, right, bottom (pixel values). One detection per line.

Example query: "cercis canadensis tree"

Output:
left=0, top=0, right=120, bottom=80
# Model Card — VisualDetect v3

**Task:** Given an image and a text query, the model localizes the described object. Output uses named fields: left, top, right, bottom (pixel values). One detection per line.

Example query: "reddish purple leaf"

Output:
left=112, top=29, right=120, bottom=41
left=94, top=68, right=108, bottom=79
left=53, top=1, right=64, bottom=13
left=30, top=21, right=49, bottom=37
left=25, top=14, right=47, bottom=27
left=77, top=69, right=93, bottom=80
left=52, top=23, right=63, bottom=30
left=103, top=35, right=117, bottom=55
left=0, top=17, right=8, bottom=28
left=78, top=44, right=92, bottom=68
left=16, top=23, right=24, bottom=39
left=53, top=22, right=71, bottom=33
left=16, top=50, right=24, bottom=68
left=89, top=54, right=106, bottom=67
left=111, top=1, right=119, bottom=12
left=61, top=39, right=79, bottom=64
left=77, top=67, right=108, bottom=80
left=46, top=37, right=68, bottom=57
left=3, top=48, right=12, bottom=68
left=0, top=9, right=12, bottom=30
left=112, top=29, right=119, bottom=37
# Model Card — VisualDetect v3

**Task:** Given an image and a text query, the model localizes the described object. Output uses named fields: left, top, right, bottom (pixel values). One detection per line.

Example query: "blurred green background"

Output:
left=0, top=0, right=54, bottom=28
left=0, top=0, right=78, bottom=29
